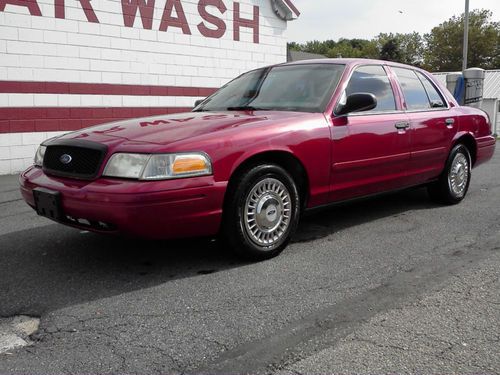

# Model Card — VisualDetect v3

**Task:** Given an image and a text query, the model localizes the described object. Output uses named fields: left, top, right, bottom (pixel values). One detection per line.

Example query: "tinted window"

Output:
left=195, top=64, right=345, bottom=113
left=393, top=67, right=430, bottom=110
left=415, top=71, right=446, bottom=108
left=345, top=65, right=396, bottom=112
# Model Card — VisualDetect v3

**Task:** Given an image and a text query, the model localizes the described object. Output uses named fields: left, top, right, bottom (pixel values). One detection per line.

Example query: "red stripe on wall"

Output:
left=0, top=107, right=192, bottom=134
left=0, top=81, right=218, bottom=97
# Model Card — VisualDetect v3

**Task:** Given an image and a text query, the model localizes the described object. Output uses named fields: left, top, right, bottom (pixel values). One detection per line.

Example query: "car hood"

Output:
left=59, top=111, right=315, bottom=147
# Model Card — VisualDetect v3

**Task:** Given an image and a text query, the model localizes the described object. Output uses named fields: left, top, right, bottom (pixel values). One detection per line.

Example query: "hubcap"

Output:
left=244, top=178, right=291, bottom=247
left=448, top=152, right=469, bottom=197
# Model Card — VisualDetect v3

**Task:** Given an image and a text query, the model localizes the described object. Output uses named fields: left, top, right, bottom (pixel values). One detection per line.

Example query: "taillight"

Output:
left=486, top=113, right=492, bottom=133
left=480, top=109, right=492, bottom=133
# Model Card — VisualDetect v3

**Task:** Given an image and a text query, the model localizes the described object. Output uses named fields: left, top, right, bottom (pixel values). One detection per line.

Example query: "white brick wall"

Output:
left=0, top=0, right=288, bottom=87
left=0, top=94, right=204, bottom=107
left=0, top=0, right=292, bottom=174
left=0, top=131, right=67, bottom=174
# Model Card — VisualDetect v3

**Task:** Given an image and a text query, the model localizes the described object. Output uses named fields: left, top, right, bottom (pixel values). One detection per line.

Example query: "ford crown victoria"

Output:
left=20, top=59, right=496, bottom=259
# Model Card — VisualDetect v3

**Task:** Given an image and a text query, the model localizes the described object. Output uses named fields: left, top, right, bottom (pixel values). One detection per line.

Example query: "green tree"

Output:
left=288, top=9, right=499, bottom=70
left=375, top=32, right=424, bottom=66
left=424, top=9, right=500, bottom=71
left=326, top=38, right=379, bottom=59
left=380, top=39, right=402, bottom=62
left=287, top=42, right=301, bottom=51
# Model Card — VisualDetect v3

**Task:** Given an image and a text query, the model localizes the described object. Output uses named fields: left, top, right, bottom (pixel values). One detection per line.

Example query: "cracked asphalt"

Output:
left=0, top=150, right=499, bottom=374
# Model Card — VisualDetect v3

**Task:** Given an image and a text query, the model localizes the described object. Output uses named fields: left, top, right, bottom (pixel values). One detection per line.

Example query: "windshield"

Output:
left=194, top=64, right=345, bottom=113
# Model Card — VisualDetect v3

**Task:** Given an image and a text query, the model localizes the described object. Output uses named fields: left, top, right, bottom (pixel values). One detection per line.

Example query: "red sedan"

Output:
left=20, top=59, right=496, bottom=259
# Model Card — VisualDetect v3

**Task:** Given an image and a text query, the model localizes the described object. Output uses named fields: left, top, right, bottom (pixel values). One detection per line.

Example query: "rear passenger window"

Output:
left=392, top=67, right=430, bottom=110
left=345, top=65, right=396, bottom=112
left=415, top=71, right=446, bottom=108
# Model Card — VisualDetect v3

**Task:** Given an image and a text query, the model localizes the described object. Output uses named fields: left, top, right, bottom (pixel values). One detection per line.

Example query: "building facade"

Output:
left=434, top=70, right=500, bottom=137
left=0, top=0, right=299, bottom=174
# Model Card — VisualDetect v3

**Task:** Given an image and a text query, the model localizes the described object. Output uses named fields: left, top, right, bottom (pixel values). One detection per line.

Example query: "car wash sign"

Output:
left=0, top=0, right=299, bottom=43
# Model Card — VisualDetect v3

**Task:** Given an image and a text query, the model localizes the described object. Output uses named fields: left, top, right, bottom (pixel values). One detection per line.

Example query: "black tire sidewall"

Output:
left=443, top=144, right=471, bottom=204
left=224, top=164, right=300, bottom=259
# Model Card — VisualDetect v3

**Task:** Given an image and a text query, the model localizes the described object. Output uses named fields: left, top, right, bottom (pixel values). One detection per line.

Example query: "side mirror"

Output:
left=336, top=93, right=377, bottom=116
left=194, top=99, right=205, bottom=107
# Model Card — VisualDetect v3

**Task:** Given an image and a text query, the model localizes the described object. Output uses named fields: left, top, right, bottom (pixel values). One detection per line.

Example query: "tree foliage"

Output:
left=376, top=32, right=424, bottom=66
left=424, top=9, right=500, bottom=71
left=289, top=9, right=500, bottom=71
left=326, top=38, right=379, bottom=59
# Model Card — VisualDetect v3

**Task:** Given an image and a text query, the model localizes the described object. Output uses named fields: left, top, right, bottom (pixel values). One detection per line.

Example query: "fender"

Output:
left=227, top=144, right=331, bottom=208
left=451, top=130, right=476, bottom=147
left=229, top=145, right=298, bottom=177
left=450, top=130, right=478, bottom=165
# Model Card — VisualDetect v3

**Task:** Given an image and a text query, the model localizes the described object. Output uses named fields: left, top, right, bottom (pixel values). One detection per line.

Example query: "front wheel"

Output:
left=221, top=164, right=301, bottom=260
left=428, top=144, right=471, bottom=205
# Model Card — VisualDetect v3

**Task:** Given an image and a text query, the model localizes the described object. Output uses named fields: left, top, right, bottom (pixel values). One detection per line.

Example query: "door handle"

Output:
left=395, top=121, right=410, bottom=130
left=445, top=118, right=455, bottom=126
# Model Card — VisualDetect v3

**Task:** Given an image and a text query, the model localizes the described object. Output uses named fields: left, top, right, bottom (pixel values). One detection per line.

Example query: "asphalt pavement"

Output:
left=0, top=151, right=499, bottom=374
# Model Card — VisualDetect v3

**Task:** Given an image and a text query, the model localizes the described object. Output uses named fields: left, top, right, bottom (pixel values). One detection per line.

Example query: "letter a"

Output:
left=159, top=0, right=191, bottom=34
left=0, top=0, right=42, bottom=16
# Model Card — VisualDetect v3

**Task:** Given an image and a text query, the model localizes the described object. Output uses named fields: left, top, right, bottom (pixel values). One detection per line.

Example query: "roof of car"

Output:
left=282, top=58, right=424, bottom=71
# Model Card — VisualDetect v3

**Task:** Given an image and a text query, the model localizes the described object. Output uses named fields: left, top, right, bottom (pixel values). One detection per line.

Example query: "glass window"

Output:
left=344, top=65, right=397, bottom=112
left=392, top=67, right=431, bottom=110
left=195, top=64, right=345, bottom=113
left=415, top=71, right=446, bottom=108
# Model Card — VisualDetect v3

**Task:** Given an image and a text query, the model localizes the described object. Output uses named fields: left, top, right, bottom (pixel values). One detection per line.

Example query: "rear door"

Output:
left=330, top=64, right=411, bottom=202
left=390, top=67, right=458, bottom=184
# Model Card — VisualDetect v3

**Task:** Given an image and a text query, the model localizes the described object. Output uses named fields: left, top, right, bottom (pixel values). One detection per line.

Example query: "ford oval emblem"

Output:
left=59, top=154, right=72, bottom=165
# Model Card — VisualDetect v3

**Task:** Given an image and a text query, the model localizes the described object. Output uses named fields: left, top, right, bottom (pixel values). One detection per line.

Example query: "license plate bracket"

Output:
left=33, top=188, right=63, bottom=222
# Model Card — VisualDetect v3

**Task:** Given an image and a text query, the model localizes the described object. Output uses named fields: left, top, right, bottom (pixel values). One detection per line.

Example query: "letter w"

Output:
left=121, top=0, right=155, bottom=29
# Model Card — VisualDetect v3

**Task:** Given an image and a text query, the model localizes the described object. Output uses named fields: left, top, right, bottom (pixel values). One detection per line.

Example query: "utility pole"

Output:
left=462, top=0, right=470, bottom=71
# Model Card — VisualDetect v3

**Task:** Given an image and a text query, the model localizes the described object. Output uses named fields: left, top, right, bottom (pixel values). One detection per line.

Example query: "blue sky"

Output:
left=286, top=0, right=500, bottom=42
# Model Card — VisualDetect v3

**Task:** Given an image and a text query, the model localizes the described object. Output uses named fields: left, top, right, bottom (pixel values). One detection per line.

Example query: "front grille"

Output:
left=43, top=141, right=107, bottom=179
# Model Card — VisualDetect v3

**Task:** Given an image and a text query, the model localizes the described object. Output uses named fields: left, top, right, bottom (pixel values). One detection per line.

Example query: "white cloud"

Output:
left=286, top=0, right=500, bottom=42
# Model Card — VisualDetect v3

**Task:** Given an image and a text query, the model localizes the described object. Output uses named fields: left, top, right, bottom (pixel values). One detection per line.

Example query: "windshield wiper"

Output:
left=226, top=106, right=270, bottom=111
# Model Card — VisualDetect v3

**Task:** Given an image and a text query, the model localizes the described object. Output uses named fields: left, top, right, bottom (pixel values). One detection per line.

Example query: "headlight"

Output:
left=142, top=153, right=212, bottom=180
left=102, top=153, right=150, bottom=179
left=103, top=152, right=212, bottom=180
left=34, top=145, right=46, bottom=167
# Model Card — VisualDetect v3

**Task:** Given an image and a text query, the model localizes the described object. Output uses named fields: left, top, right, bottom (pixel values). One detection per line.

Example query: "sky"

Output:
left=285, top=0, right=500, bottom=43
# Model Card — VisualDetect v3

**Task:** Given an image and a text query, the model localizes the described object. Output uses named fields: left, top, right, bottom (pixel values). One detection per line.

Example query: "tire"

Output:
left=428, top=144, right=471, bottom=205
left=221, top=164, right=301, bottom=260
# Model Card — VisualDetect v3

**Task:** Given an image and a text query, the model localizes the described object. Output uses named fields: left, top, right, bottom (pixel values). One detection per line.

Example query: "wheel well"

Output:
left=454, top=135, right=477, bottom=166
left=225, top=151, right=310, bottom=210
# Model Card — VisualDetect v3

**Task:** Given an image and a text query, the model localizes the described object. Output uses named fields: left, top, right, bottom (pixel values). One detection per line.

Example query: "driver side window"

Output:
left=345, top=65, right=397, bottom=112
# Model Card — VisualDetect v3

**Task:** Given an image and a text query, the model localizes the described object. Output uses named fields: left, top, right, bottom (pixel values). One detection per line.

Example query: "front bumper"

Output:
left=20, top=166, right=227, bottom=240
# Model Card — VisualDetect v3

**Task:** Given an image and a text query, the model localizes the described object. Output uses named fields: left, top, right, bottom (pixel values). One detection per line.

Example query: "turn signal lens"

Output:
left=172, top=155, right=209, bottom=174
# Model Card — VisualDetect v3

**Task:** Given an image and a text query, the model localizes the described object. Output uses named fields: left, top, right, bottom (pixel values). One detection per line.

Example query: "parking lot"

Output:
left=0, top=150, right=499, bottom=374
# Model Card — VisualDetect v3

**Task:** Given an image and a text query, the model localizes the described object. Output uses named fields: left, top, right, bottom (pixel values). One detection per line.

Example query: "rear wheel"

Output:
left=428, top=144, right=471, bottom=205
left=221, top=164, right=300, bottom=260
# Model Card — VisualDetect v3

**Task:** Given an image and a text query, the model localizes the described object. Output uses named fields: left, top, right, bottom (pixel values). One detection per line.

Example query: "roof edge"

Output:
left=271, top=0, right=300, bottom=20
left=283, top=0, right=300, bottom=17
